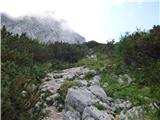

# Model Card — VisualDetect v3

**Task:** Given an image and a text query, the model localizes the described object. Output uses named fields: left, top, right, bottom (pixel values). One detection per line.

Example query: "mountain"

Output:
left=1, top=13, right=85, bottom=44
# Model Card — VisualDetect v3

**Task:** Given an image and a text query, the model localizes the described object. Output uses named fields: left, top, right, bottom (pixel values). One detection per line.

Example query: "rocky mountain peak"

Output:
left=1, top=13, right=85, bottom=44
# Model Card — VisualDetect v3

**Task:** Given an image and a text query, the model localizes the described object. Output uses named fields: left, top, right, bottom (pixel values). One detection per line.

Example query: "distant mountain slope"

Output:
left=1, top=13, right=85, bottom=44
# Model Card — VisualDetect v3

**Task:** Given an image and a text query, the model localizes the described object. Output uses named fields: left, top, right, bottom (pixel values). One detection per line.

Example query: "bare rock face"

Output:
left=118, top=106, right=144, bottom=120
left=40, top=67, right=89, bottom=94
left=65, top=87, right=99, bottom=113
left=63, top=111, right=81, bottom=120
left=64, top=85, right=115, bottom=120
left=1, top=13, right=85, bottom=44
left=82, top=106, right=112, bottom=120
left=89, top=75, right=101, bottom=86
left=88, top=85, right=107, bottom=102
left=61, top=67, right=115, bottom=120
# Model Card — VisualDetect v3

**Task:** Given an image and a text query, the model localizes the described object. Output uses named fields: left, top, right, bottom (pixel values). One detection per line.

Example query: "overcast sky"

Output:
left=0, top=0, right=159, bottom=43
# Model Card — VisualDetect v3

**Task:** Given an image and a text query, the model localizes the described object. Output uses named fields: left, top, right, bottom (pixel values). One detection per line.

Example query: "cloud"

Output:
left=0, top=0, right=110, bottom=43
left=114, top=0, right=124, bottom=6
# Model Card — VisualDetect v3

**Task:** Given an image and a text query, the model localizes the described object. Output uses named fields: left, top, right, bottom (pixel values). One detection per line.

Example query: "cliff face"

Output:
left=1, top=13, right=85, bottom=44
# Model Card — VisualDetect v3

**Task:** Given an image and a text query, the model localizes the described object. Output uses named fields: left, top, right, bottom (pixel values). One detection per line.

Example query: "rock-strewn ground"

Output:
left=41, top=67, right=91, bottom=120
left=39, top=66, right=147, bottom=120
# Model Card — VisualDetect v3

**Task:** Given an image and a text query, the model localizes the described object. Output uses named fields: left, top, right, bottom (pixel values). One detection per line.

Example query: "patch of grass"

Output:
left=94, top=102, right=106, bottom=110
left=84, top=72, right=95, bottom=80
left=101, top=73, right=152, bottom=106
left=77, top=54, right=111, bottom=71
left=58, top=81, right=81, bottom=97
left=115, top=107, right=123, bottom=114
left=80, top=54, right=160, bottom=118
left=144, top=106, right=160, bottom=120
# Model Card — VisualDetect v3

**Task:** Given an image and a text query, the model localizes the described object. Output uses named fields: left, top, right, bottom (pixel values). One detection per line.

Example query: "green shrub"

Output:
left=115, top=25, right=160, bottom=85
left=1, top=62, right=50, bottom=120
left=1, top=26, right=87, bottom=119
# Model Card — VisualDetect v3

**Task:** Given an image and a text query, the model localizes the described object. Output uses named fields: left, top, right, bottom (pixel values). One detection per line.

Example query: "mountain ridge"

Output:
left=1, top=13, right=85, bottom=44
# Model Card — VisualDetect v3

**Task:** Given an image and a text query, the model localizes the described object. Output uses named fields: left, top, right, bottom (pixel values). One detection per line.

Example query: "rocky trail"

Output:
left=38, top=66, right=146, bottom=120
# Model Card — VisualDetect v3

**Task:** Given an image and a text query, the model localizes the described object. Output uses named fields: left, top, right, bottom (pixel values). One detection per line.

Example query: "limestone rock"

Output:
left=1, top=13, right=85, bottom=44
left=63, top=111, right=81, bottom=120
left=88, top=85, right=107, bottom=101
left=82, top=106, right=112, bottom=120
left=119, top=106, right=144, bottom=120
left=89, top=75, right=100, bottom=86
left=65, top=87, right=99, bottom=113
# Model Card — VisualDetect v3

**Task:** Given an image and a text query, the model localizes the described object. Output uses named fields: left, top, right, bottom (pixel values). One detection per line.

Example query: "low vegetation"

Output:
left=84, top=71, right=96, bottom=80
left=78, top=25, right=160, bottom=119
left=94, top=102, right=106, bottom=110
left=1, top=26, right=87, bottom=120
